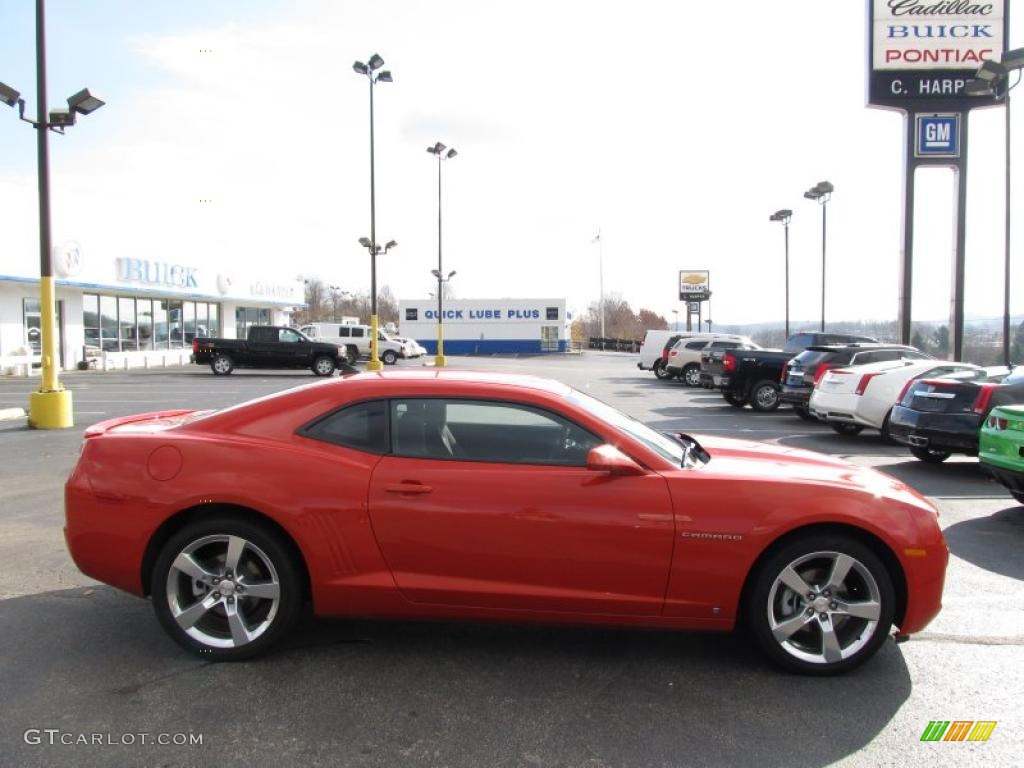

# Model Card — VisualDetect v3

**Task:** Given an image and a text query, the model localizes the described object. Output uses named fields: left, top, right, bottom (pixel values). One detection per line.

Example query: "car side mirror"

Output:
left=586, top=445, right=645, bottom=476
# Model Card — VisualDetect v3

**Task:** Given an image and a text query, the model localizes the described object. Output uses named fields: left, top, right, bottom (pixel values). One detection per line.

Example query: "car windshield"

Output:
left=567, top=389, right=690, bottom=467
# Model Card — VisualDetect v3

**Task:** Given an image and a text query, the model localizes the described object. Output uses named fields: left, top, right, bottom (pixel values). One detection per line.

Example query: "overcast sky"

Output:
left=1, top=0, right=1021, bottom=327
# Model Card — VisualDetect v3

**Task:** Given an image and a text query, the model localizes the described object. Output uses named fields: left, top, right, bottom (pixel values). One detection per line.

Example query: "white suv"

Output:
left=300, top=322, right=407, bottom=365
left=665, top=335, right=757, bottom=386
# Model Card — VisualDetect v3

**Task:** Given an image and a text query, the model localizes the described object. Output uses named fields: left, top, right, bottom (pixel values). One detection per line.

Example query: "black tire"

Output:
left=830, top=422, right=864, bottom=436
left=749, top=380, right=781, bottom=412
left=151, top=515, right=303, bottom=661
left=723, top=391, right=747, bottom=408
left=344, top=345, right=358, bottom=366
left=210, top=353, right=234, bottom=376
left=653, top=359, right=671, bottom=380
left=312, top=355, right=336, bottom=377
left=880, top=410, right=896, bottom=444
left=1011, top=491, right=1024, bottom=505
left=910, top=445, right=951, bottom=463
left=794, top=406, right=815, bottom=421
left=744, top=532, right=895, bottom=675
left=381, top=349, right=398, bottom=365
left=682, top=364, right=701, bottom=387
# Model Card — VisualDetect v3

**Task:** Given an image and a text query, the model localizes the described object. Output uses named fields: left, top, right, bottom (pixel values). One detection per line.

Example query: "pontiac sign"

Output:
left=867, top=0, right=1006, bottom=109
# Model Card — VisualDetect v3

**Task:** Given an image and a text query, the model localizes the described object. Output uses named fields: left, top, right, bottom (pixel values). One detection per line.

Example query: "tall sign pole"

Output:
left=867, top=0, right=1007, bottom=361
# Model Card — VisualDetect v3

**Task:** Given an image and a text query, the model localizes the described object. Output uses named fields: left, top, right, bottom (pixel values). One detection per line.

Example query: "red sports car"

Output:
left=65, top=371, right=948, bottom=674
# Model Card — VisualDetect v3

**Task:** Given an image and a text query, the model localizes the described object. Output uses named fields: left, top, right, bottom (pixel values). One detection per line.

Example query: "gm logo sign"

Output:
left=915, top=114, right=960, bottom=158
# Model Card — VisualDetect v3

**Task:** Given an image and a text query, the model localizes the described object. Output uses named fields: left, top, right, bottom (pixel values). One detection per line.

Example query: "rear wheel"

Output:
left=682, top=364, right=701, bottom=387
left=794, top=406, right=815, bottom=421
left=312, top=355, right=336, bottom=376
left=749, top=380, right=781, bottom=412
left=152, top=516, right=303, bottom=660
left=880, top=410, right=896, bottom=444
left=653, top=360, right=671, bottom=380
left=830, top=422, right=864, bottom=436
left=210, top=354, right=234, bottom=376
left=910, top=445, right=951, bottom=463
left=344, top=345, right=358, bottom=366
left=723, top=391, right=747, bottom=408
left=745, top=533, right=894, bottom=675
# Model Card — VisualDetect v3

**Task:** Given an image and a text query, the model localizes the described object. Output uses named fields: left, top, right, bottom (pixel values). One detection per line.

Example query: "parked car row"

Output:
left=638, top=328, right=1024, bottom=501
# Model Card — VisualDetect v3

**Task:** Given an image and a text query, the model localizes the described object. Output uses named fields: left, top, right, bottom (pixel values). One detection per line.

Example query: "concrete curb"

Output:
left=0, top=407, right=26, bottom=422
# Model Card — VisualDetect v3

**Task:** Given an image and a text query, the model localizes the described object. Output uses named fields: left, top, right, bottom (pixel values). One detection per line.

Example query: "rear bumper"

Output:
left=808, top=392, right=868, bottom=425
left=888, top=407, right=980, bottom=454
left=780, top=386, right=811, bottom=407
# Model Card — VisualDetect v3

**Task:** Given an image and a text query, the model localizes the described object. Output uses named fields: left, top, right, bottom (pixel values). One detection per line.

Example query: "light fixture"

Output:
left=1001, top=47, right=1024, bottom=71
left=368, top=53, right=384, bottom=71
left=0, top=81, right=20, bottom=107
left=358, top=236, right=371, bottom=247
left=431, top=269, right=441, bottom=278
left=428, top=142, right=446, bottom=154
left=67, top=88, right=104, bottom=114
left=384, top=239, right=397, bottom=249
left=446, top=148, right=457, bottom=159
left=977, top=59, right=1007, bottom=83
left=47, top=108, right=75, bottom=128
left=965, top=78, right=994, bottom=96
left=377, top=70, right=392, bottom=83
left=352, top=61, right=369, bottom=75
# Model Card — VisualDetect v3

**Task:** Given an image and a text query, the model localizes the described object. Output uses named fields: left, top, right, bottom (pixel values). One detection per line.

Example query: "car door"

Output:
left=367, top=398, right=676, bottom=616
left=277, top=327, right=312, bottom=367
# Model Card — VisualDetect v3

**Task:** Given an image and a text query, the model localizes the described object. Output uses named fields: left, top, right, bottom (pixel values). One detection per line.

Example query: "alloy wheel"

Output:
left=165, top=534, right=281, bottom=649
left=766, top=550, right=882, bottom=666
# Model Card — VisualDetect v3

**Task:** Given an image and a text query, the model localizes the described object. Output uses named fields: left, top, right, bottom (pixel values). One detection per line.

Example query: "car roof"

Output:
left=342, top=368, right=572, bottom=395
left=803, top=343, right=918, bottom=353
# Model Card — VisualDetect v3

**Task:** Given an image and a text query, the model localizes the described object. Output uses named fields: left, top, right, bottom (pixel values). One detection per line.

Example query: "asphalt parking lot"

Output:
left=1, top=353, right=1022, bottom=768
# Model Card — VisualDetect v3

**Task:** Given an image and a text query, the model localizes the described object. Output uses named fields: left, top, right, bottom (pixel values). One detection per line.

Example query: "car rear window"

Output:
left=791, top=349, right=831, bottom=367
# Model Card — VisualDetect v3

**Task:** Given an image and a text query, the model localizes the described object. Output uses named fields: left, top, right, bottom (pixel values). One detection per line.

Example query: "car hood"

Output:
left=690, top=434, right=934, bottom=511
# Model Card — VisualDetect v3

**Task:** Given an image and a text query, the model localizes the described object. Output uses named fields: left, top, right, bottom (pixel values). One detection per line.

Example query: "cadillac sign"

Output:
left=678, top=271, right=710, bottom=301
left=867, top=0, right=1007, bottom=109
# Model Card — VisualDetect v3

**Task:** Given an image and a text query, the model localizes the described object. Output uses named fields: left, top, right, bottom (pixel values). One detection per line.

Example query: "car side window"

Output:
left=390, top=399, right=602, bottom=466
left=279, top=329, right=303, bottom=343
left=352, top=328, right=365, bottom=338
left=853, top=350, right=898, bottom=365
left=338, top=327, right=350, bottom=337
left=685, top=341, right=707, bottom=350
left=300, top=400, right=389, bottom=454
left=710, top=341, right=738, bottom=349
left=250, top=327, right=274, bottom=343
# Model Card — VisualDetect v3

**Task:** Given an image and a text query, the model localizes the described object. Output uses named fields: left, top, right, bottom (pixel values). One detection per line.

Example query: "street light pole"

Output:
left=427, top=142, right=457, bottom=366
left=1, top=0, right=105, bottom=428
left=804, top=181, right=833, bottom=333
left=966, top=51, right=1023, bottom=366
left=769, top=209, right=793, bottom=338
left=353, top=54, right=392, bottom=371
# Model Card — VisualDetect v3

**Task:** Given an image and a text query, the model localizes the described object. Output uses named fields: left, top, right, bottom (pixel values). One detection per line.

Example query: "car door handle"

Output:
left=384, top=482, right=433, bottom=495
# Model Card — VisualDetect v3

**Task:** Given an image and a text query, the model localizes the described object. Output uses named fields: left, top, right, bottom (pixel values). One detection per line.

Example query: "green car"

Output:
left=979, top=404, right=1024, bottom=505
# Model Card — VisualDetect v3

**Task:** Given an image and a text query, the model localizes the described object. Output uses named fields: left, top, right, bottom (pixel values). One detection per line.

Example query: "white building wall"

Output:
left=398, top=298, right=570, bottom=354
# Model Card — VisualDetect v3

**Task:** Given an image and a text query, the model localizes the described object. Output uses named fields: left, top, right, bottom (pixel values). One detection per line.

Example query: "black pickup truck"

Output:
left=192, top=325, right=352, bottom=376
left=707, top=332, right=878, bottom=411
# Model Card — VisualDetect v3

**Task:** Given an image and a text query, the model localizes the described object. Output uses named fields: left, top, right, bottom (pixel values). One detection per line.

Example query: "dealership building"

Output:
left=0, top=243, right=304, bottom=373
left=399, top=298, right=571, bottom=354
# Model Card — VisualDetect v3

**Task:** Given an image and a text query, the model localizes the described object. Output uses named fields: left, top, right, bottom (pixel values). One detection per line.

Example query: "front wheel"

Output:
left=749, top=380, right=781, bottom=412
left=312, top=355, right=336, bottom=377
left=653, top=360, right=671, bottom=380
left=381, top=349, right=399, bottom=365
left=210, top=354, right=234, bottom=375
left=151, top=516, right=303, bottom=660
left=682, top=364, right=701, bottom=387
left=910, top=445, right=951, bottom=463
left=830, top=422, right=864, bottom=436
left=745, top=533, right=894, bottom=675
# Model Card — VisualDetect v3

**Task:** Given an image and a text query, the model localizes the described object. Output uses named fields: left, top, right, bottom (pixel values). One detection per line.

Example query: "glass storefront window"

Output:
left=23, top=298, right=42, bottom=354
left=83, top=294, right=100, bottom=351
left=208, top=304, right=218, bottom=337
left=182, top=301, right=196, bottom=343
left=100, top=296, right=118, bottom=352
left=154, top=300, right=168, bottom=349
left=137, top=299, right=153, bottom=351
left=118, top=297, right=137, bottom=351
left=167, top=300, right=183, bottom=348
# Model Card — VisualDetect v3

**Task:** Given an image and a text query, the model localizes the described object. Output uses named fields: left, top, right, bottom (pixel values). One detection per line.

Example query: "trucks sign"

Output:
left=678, top=271, right=710, bottom=301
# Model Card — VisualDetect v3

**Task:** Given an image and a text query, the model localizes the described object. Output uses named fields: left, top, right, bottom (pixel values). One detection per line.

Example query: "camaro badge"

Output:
left=680, top=532, right=743, bottom=542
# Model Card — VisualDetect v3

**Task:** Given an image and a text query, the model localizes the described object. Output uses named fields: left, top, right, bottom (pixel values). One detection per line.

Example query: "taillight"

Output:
left=780, top=364, right=790, bottom=383
left=723, top=353, right=737, bottom=374
left=973, top=384, right=996, bottom=415
left=896, top=378, right=916, bottom=405
left=191, top=338, right=199, bottom=353
left=812, top=363, right=835, bottom=385
left=855, top=372, right=882, bottom=396
left=662, top=349, right=669, bottom=363
left=669, top=350, right=678, bottom=357
left=987, top=415, right=1009, bottom=430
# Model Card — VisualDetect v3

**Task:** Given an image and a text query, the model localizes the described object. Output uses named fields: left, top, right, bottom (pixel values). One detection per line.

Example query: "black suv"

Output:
left=781, top=343, right=930, bottom=419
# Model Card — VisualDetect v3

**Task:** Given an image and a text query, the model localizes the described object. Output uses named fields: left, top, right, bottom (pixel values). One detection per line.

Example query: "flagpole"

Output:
left=595, top=229, right=605, bottom=338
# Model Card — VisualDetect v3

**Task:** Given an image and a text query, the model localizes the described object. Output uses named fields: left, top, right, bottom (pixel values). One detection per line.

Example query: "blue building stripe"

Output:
left=417, top=338, right=566, bottom=354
